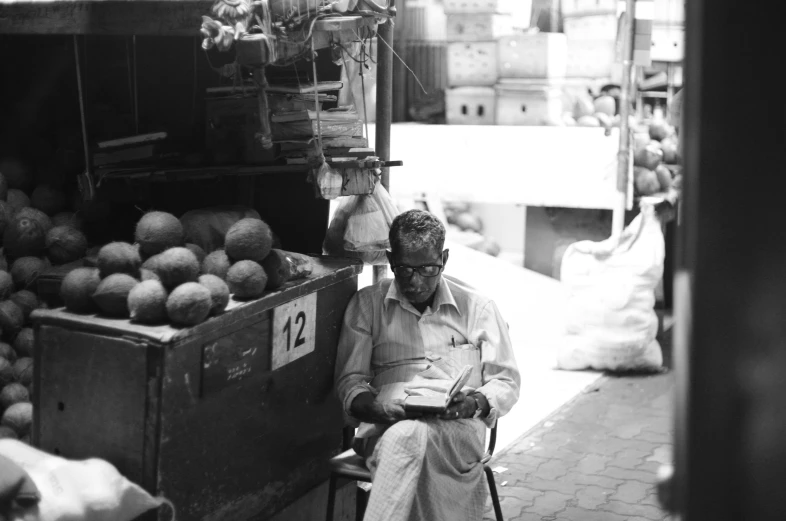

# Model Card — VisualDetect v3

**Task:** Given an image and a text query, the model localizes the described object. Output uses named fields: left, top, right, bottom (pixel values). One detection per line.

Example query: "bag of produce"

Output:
left=323, top=182, right=400, bottom=265
left=556, top=203, right=665, bottom=372
left=0, top=439, right=174, bottom=521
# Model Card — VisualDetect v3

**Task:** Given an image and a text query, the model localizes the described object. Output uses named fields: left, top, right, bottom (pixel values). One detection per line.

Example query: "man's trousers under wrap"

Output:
left=360, top=417, right=487, bottom=521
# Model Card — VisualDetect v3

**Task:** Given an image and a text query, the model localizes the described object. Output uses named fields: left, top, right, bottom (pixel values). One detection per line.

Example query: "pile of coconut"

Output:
left=0, top=161, right=75, bottom=443
left=60, top=211, right=313, bottom=328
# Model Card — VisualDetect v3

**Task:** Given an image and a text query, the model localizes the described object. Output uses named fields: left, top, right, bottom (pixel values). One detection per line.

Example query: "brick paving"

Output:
left=484, top=333, right=675, bottom=521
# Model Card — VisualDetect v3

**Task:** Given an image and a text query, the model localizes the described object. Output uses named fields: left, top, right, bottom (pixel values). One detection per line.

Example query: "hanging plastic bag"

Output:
left=323, top=182, right=400, bottom=265
left=556, top=203, right=665, bottom=372
left=0, top=439, right=175, bottom=521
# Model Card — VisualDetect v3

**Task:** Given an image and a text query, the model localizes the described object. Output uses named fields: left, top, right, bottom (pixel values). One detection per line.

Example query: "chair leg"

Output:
left=484, top=465, right=504, bottom=521
left=326, top=473, right=338, bottom=521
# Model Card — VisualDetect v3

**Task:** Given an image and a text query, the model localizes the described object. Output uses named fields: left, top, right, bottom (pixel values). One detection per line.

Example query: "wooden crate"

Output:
left=651, top=24, right=684, bottom=62
left=560, top=0, right=616, bottom=17
left=497, top=32, right=568, bottom=79
left=566, top=38, right=620, bottom=79
left=495, top=79, right=564, bottom=126
left=447, top=41, right=498, bottom=87
left=443, top=0, right=517, bottom=14
left=446, top=86, right=497, bottom=125
left=31, top=256, right=363, bottom=521
left=563, top=13, right=620, bottom=40
left=446, top=13, right=513, bottom=42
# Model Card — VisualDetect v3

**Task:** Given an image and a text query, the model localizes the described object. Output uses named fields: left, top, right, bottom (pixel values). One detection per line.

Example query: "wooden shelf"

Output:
left=96, top=163, right=309, bottom=183
left=96, top=158, right=402, bottom=183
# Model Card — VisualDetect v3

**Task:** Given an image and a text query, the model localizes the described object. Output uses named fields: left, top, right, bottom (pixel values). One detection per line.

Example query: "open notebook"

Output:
left=403, top=364, right=474, bottom=414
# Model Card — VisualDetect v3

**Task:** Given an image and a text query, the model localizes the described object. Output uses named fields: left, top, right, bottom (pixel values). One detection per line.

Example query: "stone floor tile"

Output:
left=610, top=480, right=651, bottom=504
left=575, top=485, right=613, bottom=510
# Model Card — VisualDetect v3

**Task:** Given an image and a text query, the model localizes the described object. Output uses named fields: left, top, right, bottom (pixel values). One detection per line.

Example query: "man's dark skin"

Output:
left=349, top=242, right=491, bottom=425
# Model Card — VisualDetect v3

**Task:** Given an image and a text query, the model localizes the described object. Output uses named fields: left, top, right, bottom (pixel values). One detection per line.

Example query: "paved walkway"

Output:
left=484, top=334, right=675, bottom=521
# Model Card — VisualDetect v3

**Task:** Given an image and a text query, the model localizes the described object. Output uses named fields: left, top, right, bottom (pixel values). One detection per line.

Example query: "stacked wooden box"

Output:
left=561, top=0, right=621, bottom=81
left=444, top=0, right=516, bottom=125
left=493, top=31, right=570, bottom=126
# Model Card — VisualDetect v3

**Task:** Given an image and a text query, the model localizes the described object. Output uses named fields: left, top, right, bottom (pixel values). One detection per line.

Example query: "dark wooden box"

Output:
left=31, top=257, right=362, bottom=521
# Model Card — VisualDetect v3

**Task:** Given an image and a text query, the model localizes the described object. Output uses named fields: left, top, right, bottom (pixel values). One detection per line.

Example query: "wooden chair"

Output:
left=325, top=422, right=504, bottom=521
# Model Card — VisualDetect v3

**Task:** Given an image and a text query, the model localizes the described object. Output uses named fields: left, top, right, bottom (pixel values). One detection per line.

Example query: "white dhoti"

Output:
left=359, top=418, right=487, bottom=521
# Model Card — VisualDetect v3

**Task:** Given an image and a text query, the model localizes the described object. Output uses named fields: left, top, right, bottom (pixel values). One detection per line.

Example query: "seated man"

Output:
left=335, top=209, right=521, bottom=521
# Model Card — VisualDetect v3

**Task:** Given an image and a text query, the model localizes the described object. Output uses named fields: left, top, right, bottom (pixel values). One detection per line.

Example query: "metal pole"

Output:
left=374, top=3, right=395, bottom=284
left=611, top=0, right=637, bottom=242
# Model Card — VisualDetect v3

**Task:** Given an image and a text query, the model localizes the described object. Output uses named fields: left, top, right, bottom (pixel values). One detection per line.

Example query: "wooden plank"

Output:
left=0, top=1, right=211, bottom=35
left=31, top=255, right=363, bottom=345
left=33, top=325, right=149, bottom=485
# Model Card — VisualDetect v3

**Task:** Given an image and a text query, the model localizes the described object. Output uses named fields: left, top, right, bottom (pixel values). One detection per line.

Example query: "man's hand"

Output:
left=438, top=392, right=477, bottom=421
left=350, top=392, right=407, bottom=425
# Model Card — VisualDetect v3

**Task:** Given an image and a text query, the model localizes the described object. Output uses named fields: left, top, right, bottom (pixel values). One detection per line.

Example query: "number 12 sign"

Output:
left=272, top=293, right=317, bottom=370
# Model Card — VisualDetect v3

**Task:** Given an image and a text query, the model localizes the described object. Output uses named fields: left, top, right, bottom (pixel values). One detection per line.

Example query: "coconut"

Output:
left=0, top=271, right=13, bottom=300
left=224, top=218, right=274, bottom=264
left=6, top=189, right=30, bottom=215
left=198, top=274, right=230, bottom=316
left=576, top=115, right=601, bottom=127
left=454, top=212, right=483, bottom=233
left=655, top=164, right=673, bottom=192
left=31, top=184, right=68, bottom=216
left=0, top=425, right=17, bottom=439
left=92, top=273, right=137, bottom=318
left=13, top=328, right=34, bottom=358
left=0, top=383, right=30, bottom=410
left=0, top=358, right=13, bottom=387
left=45, top=225, right=88, bottom=265
left=140, top=268, right=160, bottom=282
left=52, top=211, right=83, bottom=230
left=10, top=290, right=38, bottom=323
left=147, top=247, right=200, bottom=290
left=135, top=211, right=184, bottom=257
left=1, top=401, right=33, bottom=437
left=166, top=282, right=212, bottom=327
left=0, top=158, right=33, bottom=190
left=0, top=201, right=13, bottom=236
left=15, top=207, right=52, bottom=233
left=12, top=358, right=32, bottom=386
left=202, top=250, right=231, bottom=280
left=593, top=95, right=616, bottom=117
left=3, top=217, right=46, bottom=259
left=60, top=267, right=101, bottom=313
left=0, top=343, right=16, bottom=364
left=0, top=301, right=23, bottom=341
left=97, top=242, right=142, bottom=279
left=634, top=166, right=661, bottom=196
left=128, top=280, right=168, bottom=324
left=10, top=257, right=47, bottom=291
left=185, top=243, right=207, bottom=264
left=0, top=172, right=7, bottom=202
left=226, top=260, right=267, bottom=300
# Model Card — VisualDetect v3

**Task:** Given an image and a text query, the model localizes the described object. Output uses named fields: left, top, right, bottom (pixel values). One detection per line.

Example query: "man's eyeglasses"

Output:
left=391, top=264, right=444, bottom=278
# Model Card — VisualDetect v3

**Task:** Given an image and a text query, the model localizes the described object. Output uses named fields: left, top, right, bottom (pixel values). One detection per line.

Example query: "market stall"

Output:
left=0, top=0, right=399, bottom=518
